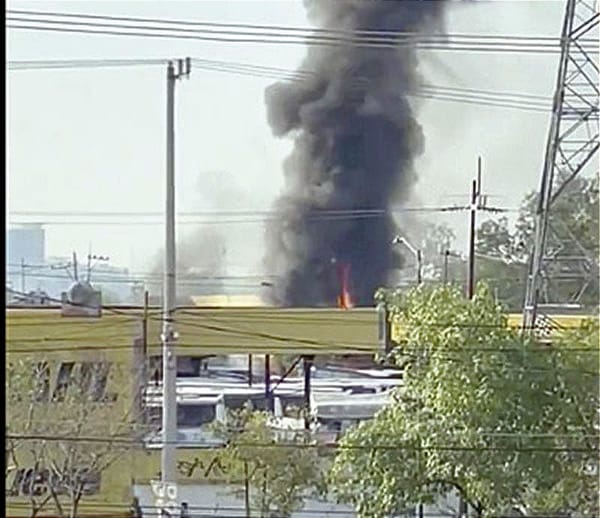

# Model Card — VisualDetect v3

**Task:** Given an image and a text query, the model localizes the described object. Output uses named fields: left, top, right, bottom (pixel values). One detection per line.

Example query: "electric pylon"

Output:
left=523, top=0, right=599, bottom=332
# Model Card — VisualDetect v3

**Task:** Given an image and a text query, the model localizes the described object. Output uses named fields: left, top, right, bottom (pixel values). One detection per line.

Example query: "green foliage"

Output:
left=331, top=284, right=599, bottom=517
left=213, top=407, right=325, bottom=517
left=475, top=175, right=599, bottom=309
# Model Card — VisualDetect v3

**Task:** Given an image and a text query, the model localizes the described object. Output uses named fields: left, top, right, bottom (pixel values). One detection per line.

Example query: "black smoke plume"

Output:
left=264, top=0, right=447, bottom=307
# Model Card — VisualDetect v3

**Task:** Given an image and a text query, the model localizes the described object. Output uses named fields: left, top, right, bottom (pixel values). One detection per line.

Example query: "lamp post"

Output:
left=393, top=235, right=422, bottom=285
left=86, top=254, right=110, bottom=283
left=441, top=249, right=463, bottom=285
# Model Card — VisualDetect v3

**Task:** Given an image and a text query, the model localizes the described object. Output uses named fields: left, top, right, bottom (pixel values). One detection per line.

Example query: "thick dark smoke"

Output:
left=264, top=0, right=447, bottom=307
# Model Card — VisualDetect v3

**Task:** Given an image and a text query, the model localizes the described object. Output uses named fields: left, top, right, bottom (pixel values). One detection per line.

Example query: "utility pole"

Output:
left=442, top=249, right=464, bottom=285
left=442, top=250, right=450, bottom=285
left=303, top=355, right=315, bottom=430
left=72, top=251, right=79, bottom=282
left=264, top=354, right=272, bottom=411
left=142, top=290, right=149, bottom=425
left=86, top=252, right=109, bottom=283
left=161, top=58, right=191, bottom=492
left=467, top=157, right=482, bottom=300
left=20, top=258, right=26, bottom=293
left=467, top=179, right=477, bottom=299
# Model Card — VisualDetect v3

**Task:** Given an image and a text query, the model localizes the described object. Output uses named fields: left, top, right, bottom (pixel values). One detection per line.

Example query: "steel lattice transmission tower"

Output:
left=523, top=0, right=599, bottom=331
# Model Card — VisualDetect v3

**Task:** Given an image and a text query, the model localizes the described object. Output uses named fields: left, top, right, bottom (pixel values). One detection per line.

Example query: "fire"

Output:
left=336, top=263, right=354, bottom=309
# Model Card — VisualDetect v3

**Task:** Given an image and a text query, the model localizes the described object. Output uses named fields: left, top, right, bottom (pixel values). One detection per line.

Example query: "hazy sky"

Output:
left=7, top=0, right=570, bottom=278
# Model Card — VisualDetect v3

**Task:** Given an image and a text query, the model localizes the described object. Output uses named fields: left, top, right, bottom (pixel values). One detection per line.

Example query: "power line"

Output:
left=7, top=17, right=598, bottom=54
left=3, top=269, right=548, bottom=287
left=6, top=433, right=597, bottom=453
left=186, top=59, right=553, bottom=112
left=7, top=206, right=516, bottom=217
left=7, top=58, right=168, bottom=69
left=6, top=55, right=549, bottom=104
left=5, top=498, right=359, bottom=517
left=9, top=8, right=598, bottom=43
left=6, top=263, right=274, bottom=278
left=7, top=57, right=555, bottom=114
left=7, top=205, right=518, bottom=229
left=4, top=56, right=557, bottom=110
left=6, top=11, right=596, bottom=46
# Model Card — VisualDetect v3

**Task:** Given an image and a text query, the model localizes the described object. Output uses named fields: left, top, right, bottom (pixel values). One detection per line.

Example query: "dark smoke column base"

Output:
left=264, top=0, right=449, bottom=307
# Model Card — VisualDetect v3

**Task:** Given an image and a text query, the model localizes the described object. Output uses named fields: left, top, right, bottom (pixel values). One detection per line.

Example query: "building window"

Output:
left=52, top=362, right=75, bottom=401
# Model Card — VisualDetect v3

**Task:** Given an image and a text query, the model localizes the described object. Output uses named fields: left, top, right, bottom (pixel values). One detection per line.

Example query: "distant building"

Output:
left=6, top=224, right=46, bottom=293
left=6, top=224, right=46, bottom=266
left=190, top=294, right=266, bottom=307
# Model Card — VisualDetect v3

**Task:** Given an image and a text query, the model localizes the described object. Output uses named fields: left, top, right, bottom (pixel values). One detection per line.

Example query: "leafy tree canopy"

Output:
left=475, top=174, right=599, bottom=308
left=213, top=407, right=325, bottom=517
left=330, top=284, right=599, bottom=517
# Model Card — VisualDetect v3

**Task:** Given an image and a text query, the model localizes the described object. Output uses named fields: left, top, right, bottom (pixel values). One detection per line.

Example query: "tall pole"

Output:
left=467, top=158, right=481, bottom=300
left=72, top=251, right=79, bottom=282
left=142, top=290, right=149, bottom=425
left=303, top=355, right=314, bottom=430
left=243, top=461, right=251, bottom=518
left=86, top=243, right=92, bottom=282
left=161, top=59, right=178, bottom=488
left=20, top=258, right=26, bottom=293
left=264, top=354, right=272, bottom=411
left=461, top=160, right=481, bottom=518
left=467, top=180, right=477, bottom=299
left=392, top=236, right=421, bottom=286
left=161, top=58, right=190, bottom=490
left=443, top=250, right=449, bottom=285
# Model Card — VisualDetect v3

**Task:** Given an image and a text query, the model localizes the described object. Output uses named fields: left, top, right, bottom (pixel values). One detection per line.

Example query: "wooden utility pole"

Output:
left=467, top=157, right=482, bottom=299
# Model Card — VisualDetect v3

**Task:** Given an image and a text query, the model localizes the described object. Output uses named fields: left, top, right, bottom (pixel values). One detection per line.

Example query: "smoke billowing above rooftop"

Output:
left=264, top=0, right=447, bottom=307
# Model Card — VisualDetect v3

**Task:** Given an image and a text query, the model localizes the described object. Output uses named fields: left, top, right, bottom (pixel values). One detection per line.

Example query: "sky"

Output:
left=7, top=0, right=570, bottom=281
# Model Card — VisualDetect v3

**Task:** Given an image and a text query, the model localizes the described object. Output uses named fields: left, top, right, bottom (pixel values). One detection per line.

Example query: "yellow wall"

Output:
left=5, top=447, right=238, bottom=517
left=391, top=313, right=595, bottom=343
left=7, top=307, right=380, bottom=356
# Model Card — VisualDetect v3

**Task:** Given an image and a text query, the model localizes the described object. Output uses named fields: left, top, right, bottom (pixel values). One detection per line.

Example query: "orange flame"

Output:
left=336, top=263, right=354, bottom=309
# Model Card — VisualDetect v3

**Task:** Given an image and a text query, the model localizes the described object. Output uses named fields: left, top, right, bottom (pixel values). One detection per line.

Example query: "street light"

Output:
left=86, top=254, right=110, bottom=283
left=392, top=235, right=422, bottom=285
left=441, top=249, right=463, bottom=284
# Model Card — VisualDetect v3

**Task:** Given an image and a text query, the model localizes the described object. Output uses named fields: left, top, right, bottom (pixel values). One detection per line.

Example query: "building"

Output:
left=6, top=224, right=46, bottom=292
left=6, top=224, right=46, bottom=265
left=5, top=306, right=382, bottom=517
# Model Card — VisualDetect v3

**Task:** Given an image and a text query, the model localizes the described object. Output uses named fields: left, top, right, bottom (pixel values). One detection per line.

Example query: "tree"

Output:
left=214, top=406, right=325, bottom=517
left=328, top=284, right=599, bottom=517
left=476, top=174, right=599, bottom=309
left=6, top=356, right=142, bottom=518
left=420, top=222, right=457, bottom=282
